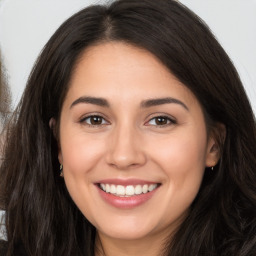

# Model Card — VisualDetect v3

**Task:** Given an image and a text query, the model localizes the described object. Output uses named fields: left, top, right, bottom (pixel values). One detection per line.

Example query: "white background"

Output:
left=0, top=0, right=255, bottom=112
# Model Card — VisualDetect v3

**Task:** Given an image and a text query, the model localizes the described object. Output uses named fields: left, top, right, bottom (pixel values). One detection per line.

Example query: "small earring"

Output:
left=60, top=164, right=64, bottom=177
left=211, top=166, right=214, bottom=171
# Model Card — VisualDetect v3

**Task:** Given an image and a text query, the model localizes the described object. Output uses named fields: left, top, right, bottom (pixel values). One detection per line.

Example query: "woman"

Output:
left=0, top=0, right=256, bottom=255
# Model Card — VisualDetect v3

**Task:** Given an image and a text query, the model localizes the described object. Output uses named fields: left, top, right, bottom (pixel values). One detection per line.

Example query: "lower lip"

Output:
left=96, top=185, right=159, bottom=209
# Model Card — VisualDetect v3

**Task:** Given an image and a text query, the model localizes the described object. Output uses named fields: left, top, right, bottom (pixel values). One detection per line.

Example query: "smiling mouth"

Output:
left=98, top=183, right=161, bottom=197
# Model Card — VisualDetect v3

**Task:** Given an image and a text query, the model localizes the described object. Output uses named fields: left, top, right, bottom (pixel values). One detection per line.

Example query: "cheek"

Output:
left=59, top=130, right=106, bottom=218
left=153, top=133, right=207, bottom=216
left=148, top=128, right=208, bottom=190
left=151, top=133, right=207, bottom=168
left=60, top=130, right=106, bottom=175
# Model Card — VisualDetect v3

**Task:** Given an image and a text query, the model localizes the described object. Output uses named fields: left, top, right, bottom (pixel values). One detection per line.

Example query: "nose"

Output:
left=105, top=124, right=147, bottom=170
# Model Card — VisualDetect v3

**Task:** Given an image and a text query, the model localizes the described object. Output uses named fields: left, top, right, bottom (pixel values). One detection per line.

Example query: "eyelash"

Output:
left=80, top=114, right=177, bottom=128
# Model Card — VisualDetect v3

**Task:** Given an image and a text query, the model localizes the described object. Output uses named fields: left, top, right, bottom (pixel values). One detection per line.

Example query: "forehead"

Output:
left=66, top=42, right=198, bottom=108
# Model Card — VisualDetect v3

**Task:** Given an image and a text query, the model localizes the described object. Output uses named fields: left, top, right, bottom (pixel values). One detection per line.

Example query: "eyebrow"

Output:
left=70, top=96, right=188, bottom=111
left=70, top=96, right=110, bottom=108
left=140, top=97, right=189, bottom=111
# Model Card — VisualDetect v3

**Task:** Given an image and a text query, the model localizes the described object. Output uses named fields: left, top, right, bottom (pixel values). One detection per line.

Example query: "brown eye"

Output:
left=82, top=115, right=108, bottom=126
left=147, top=116, right=176, bottom=126
left=155, top=117, right=169, bottom=125
left=90, top=116, right=103, bottom=125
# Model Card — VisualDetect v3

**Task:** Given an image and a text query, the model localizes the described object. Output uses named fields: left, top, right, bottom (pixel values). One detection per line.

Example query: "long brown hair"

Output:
left=1, top=1, right=256, bottom=255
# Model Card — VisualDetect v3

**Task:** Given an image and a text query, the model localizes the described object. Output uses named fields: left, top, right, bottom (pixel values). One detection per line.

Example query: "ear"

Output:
left=205, top=123, right=226, bottom=168
left=58, top=150, right=63, bottom=165
left=49, top=117, right=63, bottom=165
left=49, top=117, right=57, bottom=137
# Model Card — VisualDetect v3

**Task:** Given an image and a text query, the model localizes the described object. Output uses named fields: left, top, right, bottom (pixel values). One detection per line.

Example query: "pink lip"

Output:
left=95, top=179, right=160, bottom=209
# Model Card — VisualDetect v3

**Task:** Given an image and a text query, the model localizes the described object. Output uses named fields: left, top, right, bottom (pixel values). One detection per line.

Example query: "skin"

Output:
left=57, top=42, right=219, bottom=256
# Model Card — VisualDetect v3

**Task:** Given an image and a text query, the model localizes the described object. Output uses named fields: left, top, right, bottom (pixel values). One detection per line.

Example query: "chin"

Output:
left=94, top=216, right=161, bottom=241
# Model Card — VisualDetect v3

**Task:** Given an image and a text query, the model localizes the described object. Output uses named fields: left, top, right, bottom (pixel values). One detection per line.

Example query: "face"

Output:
left=58, top=42, right=218, bottom=244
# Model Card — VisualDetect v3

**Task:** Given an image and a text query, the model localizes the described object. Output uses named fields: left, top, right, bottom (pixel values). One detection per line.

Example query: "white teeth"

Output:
left=99, top=183, right=158, bottom=196
left=116, top=185, right=125, bottom=196
left=142, top=184, right=148, bottom=193
left=148, top=184, right=157, bottom=192
left=135, top=185, right=142, bottom=195
left=126, top=185, right=134, bottom=196
left=106, top=184, right=110, bottom=193
left=110, top=184, right=116, bottom=194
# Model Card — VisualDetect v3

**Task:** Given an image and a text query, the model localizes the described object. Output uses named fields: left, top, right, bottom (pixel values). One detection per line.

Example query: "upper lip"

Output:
left=95, top=179, right=160, bottom=186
